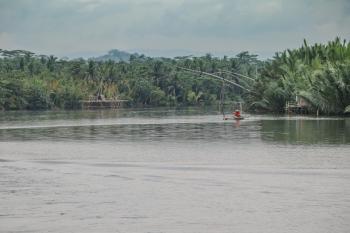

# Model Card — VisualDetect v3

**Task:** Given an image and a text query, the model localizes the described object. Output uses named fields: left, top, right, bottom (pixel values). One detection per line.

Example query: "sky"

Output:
left=0, top=0, right=350, bottom=58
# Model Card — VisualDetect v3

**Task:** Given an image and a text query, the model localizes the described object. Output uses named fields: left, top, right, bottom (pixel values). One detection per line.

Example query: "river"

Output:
left=0, top=108, right=349, bottom=233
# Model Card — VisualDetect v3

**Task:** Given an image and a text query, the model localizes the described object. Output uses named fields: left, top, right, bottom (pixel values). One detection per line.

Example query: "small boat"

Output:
left=234, top=116, right=244, bottom=120
left=233, top=109, right=244, bottom=120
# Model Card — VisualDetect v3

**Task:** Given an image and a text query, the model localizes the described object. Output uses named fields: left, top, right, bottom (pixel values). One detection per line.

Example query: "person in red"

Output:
left=234, top=110, right=241, bottom=118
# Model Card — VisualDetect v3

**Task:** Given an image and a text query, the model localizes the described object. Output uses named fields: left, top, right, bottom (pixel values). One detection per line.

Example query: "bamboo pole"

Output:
left=218, top=70, right=256, bottom=81
left=176, top=66, right=252, bottom=92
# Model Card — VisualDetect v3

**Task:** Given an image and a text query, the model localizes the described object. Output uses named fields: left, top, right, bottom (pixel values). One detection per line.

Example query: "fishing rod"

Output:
left=176, top=66, right=252, bottom=92
left=218, top=69, right=256, bottom=82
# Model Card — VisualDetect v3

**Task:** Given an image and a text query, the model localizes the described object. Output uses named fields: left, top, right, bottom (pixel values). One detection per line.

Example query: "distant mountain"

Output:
left=93, top=49, right=140, bottom=62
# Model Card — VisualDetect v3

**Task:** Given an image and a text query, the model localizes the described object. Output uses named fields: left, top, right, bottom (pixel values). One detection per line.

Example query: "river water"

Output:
left=0, top=108, right=349, bottom=233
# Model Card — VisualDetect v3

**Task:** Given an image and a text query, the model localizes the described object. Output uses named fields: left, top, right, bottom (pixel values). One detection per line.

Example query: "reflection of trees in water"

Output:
left=0, top=122, right=260, bottom=143
left=1, top=119, right=347, bottom=145
left=261, top=119, right=350, bottom=144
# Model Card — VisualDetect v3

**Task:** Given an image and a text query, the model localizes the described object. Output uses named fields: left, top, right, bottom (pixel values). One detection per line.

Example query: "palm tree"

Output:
left=47, top=55, right=57, bottom=72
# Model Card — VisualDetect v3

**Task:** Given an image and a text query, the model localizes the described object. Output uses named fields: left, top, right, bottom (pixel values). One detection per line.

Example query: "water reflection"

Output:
left=0, top=122, right=260, bottom=143
left=261, top=119, right=350, bottom=144
left=0, top=109, right=349, bottom=145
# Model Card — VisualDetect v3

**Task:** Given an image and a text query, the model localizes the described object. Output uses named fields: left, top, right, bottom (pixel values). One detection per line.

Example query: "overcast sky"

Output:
left=0, top=0, right=349, bottom=58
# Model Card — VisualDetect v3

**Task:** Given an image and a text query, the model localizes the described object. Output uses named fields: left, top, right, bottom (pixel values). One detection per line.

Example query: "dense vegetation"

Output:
left=0, top=49, right=259, bottom=110
left=0, top=38, right=349, bottom=114
left=249, top=37, right=350, bottom=114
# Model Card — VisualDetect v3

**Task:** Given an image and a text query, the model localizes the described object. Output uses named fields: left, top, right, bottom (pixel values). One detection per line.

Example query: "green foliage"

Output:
left=186, top=91, right=197, bottom=105
left=24, top=79, right=51, bottom=110
left=1, top=39, right=348, bottom=114
left=1, top=48, right=260, bottom=110
left=248, top=37, right=350, bottom=114
left=0, top=78, right=27, bottom=110
left=345, top=105, right=350, bottom=113
left=150, top=87, right=167, bottom=106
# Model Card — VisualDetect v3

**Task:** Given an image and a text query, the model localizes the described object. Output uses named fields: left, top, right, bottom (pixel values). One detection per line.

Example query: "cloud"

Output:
left=0, top=0, right=349, bottom=58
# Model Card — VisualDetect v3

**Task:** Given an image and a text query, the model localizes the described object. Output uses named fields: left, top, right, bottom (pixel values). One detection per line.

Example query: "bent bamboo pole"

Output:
left=176, top=66, right=252, bottom=92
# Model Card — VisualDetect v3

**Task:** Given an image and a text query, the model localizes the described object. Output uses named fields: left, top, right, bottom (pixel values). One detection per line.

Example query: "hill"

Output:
left=93, top=49, right=140, bottom=62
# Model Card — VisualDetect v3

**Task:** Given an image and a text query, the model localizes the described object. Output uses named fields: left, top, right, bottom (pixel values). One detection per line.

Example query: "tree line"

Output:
left=249, top=37, right=350, bottom=114
left=0, top=38, right=349, bottom=114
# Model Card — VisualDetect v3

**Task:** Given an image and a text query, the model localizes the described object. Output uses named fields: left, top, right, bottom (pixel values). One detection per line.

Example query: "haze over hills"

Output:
left=90, top=49, right=201, bottom=62
left=93, top=49, right=140, bottom=62
left=89, top=49, right=252, bottom=62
